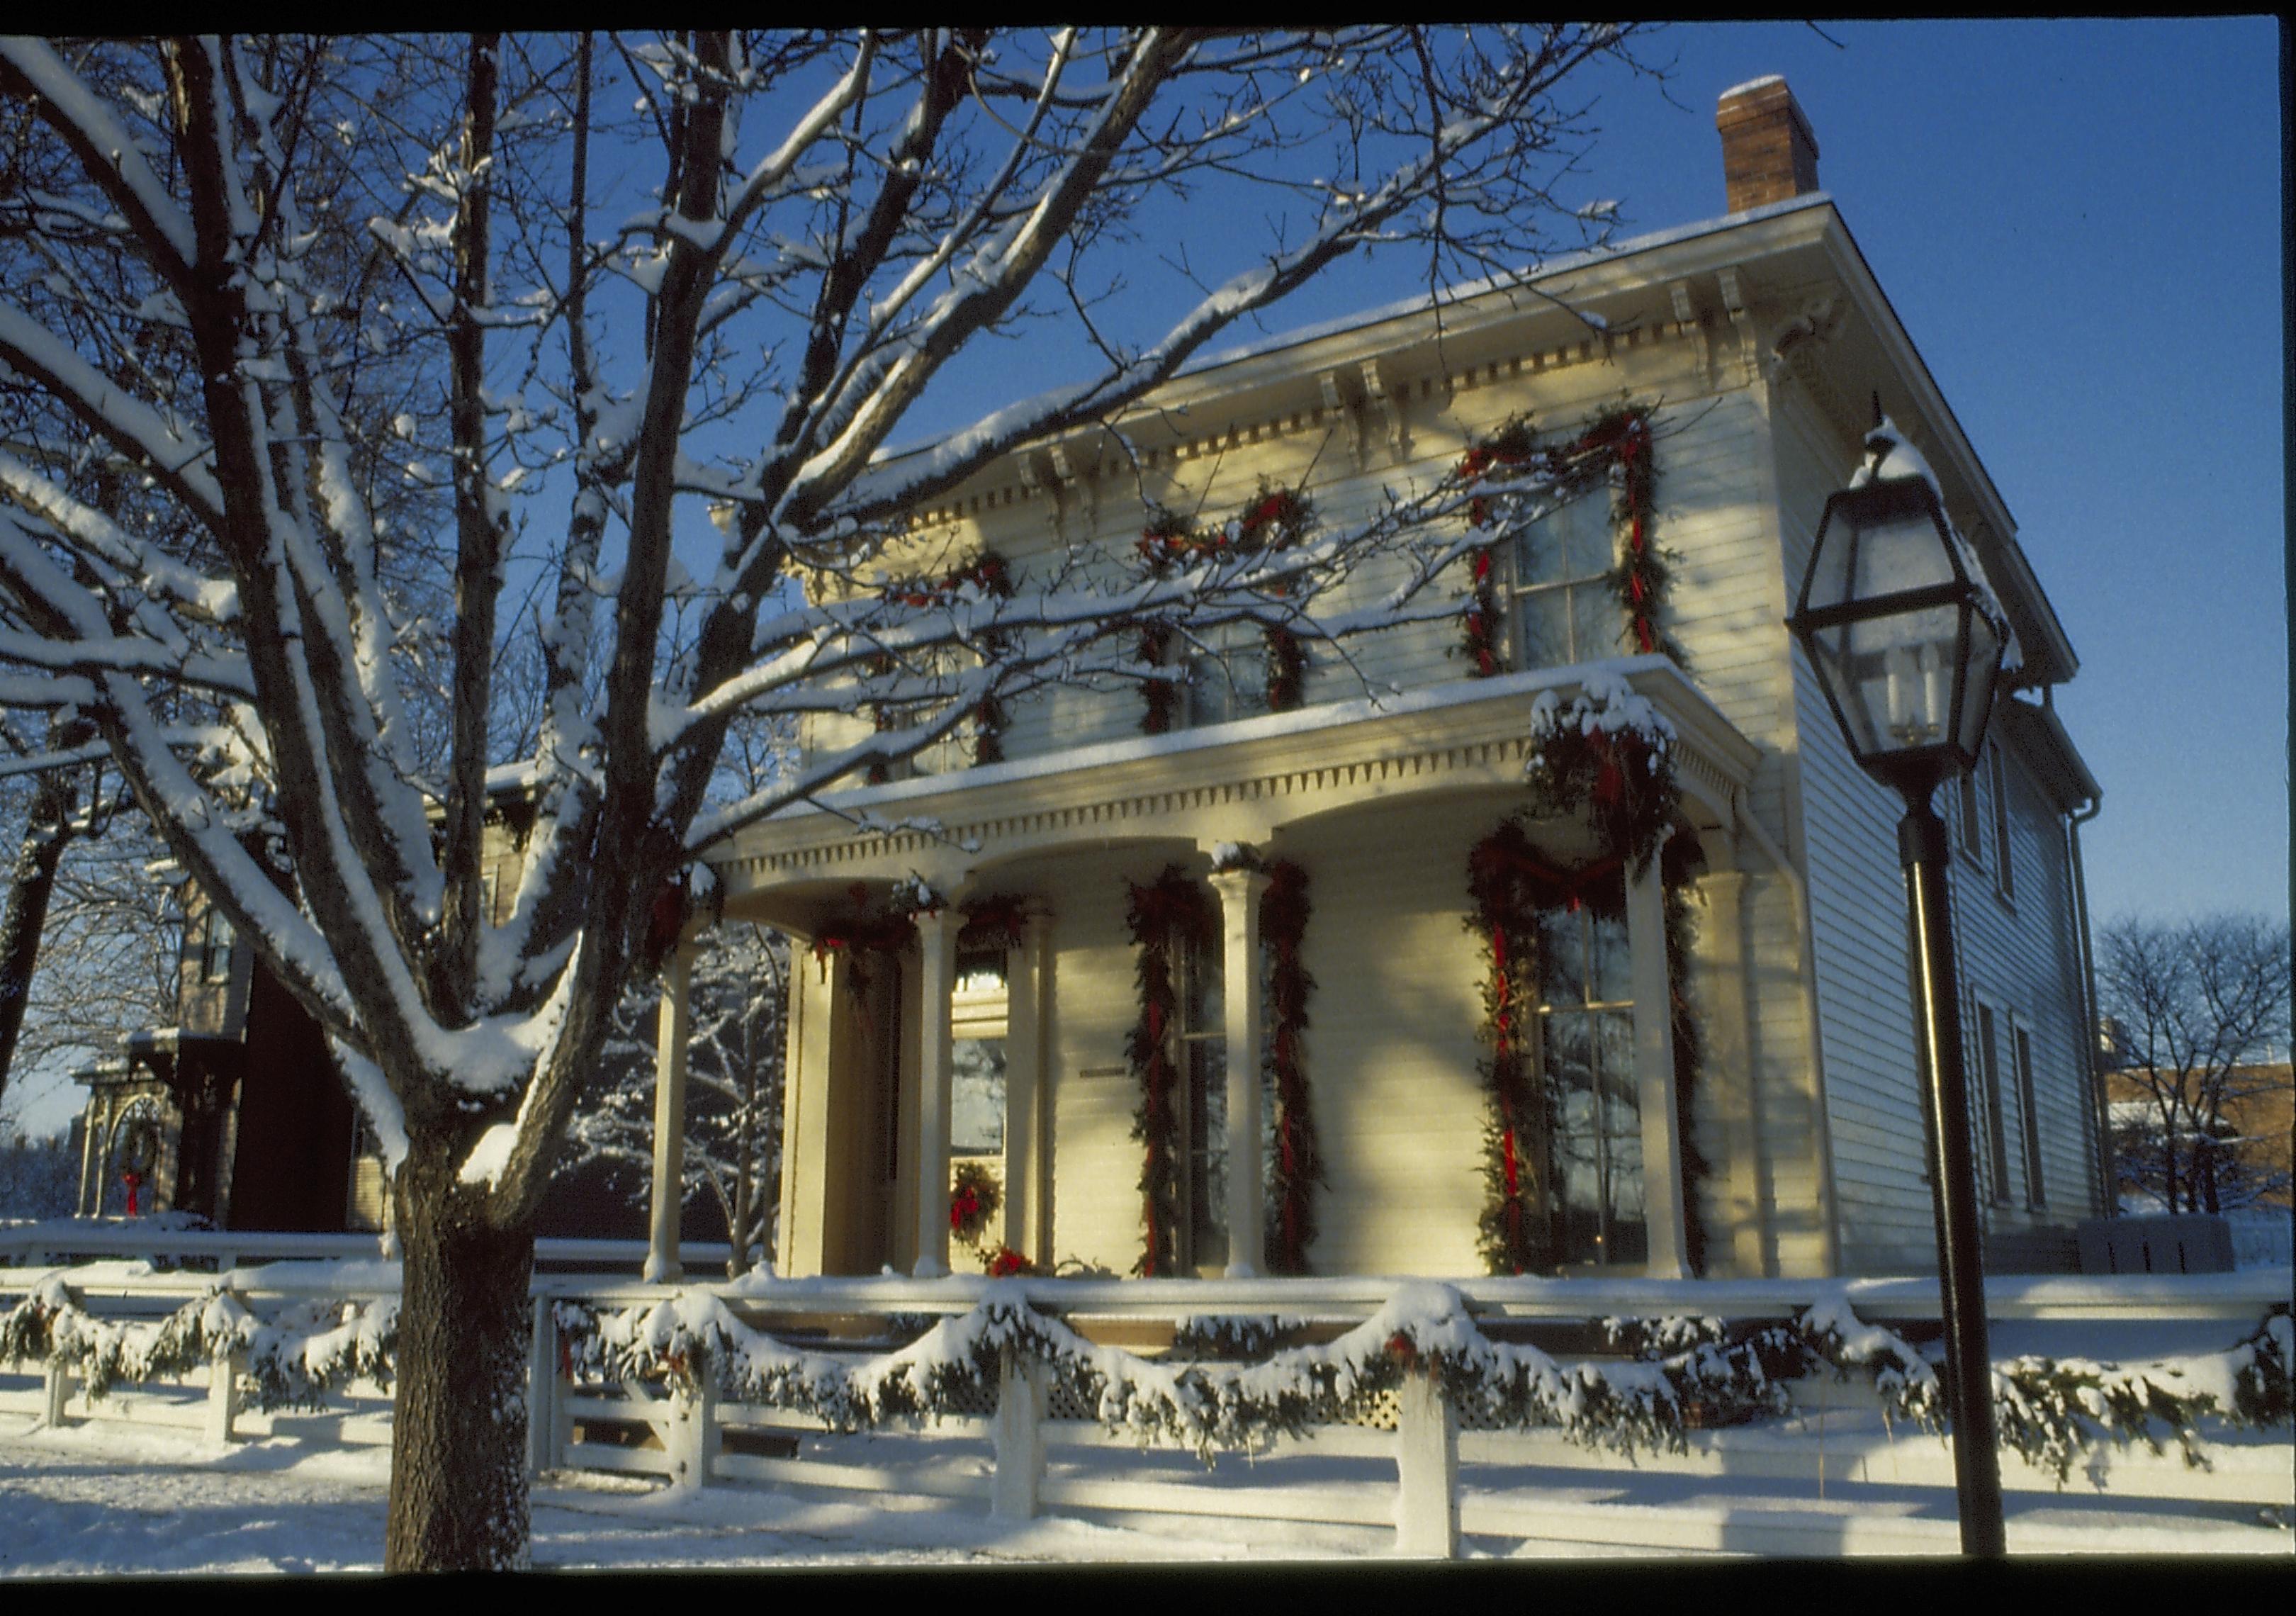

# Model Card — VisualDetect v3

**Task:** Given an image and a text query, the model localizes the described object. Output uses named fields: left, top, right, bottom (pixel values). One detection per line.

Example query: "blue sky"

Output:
left=1212, top=18, right=2285, bottom=930
left=896, top=21, right=2285, bottom=928
left=1574, top=20, right=2285, bottom=929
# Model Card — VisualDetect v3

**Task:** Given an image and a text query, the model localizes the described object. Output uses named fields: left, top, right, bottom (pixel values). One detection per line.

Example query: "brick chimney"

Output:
left=1717, top=76, right=1821, bottom=213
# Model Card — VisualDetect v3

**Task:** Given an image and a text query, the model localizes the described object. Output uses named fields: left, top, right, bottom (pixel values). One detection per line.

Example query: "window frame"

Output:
left=2012, top=1019, right=2046, bottom=1209
left=1175, top=920, right=1229, bottom=1275
left=1503, top=484, right=1619, bottom=675
left=1988, top=743, right=2016, bottom=903
left=1533, top=892, right=1647, bottom=1269
left=1973, top=1000, right=2013, bottom=1206
left=199, top=906, right=235, bottom=983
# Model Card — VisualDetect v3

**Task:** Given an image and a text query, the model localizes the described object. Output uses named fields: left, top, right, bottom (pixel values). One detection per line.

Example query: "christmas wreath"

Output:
left=1521, top=674, right=1680, bottom=880
left=950, top=1158, right=1002, bottom=1247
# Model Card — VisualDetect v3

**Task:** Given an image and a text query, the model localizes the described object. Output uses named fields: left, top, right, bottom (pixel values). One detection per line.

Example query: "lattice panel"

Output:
left=1046, top=1382, right=1096, bottom=1422
left=1337, top=1388, right=1399, bottom=1430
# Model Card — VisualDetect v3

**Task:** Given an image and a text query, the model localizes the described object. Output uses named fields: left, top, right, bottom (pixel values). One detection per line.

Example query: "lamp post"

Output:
left=1786, top=415, right=2010, bottom=1557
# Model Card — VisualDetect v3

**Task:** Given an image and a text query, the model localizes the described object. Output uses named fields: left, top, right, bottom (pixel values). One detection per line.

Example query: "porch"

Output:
left=683, top=656, right=1776, bottom=1289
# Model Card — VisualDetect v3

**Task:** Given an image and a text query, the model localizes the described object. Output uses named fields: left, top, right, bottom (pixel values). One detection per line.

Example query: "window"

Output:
left=1536, top=890, right=1645, bottom=1267
left=1181, top=629, right=1273, bottom=730
left=1506, top=489, right=1617, bottom=672
left=949, top=950, right=1008, bottom=1160
left=1178, top=924, right=1229, bottom=1272
left=1974, top=1003, right=2011, bottom=1206
left=1988, top=745, right=2015, bottom=901
left=1955, top=768, right=1983, bottom=858
left=2013, top=1023, right=2045, bottom=1207
left=200, top=907, right=235, bottom=982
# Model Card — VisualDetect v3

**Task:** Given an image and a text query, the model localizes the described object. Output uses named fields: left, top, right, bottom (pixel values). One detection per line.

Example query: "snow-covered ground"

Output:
left=4, top=1408, right=2288, bottom=1573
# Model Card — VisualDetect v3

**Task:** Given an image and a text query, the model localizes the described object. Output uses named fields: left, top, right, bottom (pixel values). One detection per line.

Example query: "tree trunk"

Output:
left=386, top=1151, right=537, bottom=1572
left=0, top=761, right=79, bottom=1109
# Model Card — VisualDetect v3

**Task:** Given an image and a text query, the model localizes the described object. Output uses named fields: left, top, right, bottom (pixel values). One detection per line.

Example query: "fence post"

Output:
left=204, top=1346, right=243, bottom=1444
left=990, top=1349, right=1047, bottom=1522
left=527, top=1296, right=565, bottom=1478
left=666, top=1367, right=716, bottom=1493
left=1394, top=1367, right=1459, bottom=1558
left=40, top=1359, right=72, bottom=1429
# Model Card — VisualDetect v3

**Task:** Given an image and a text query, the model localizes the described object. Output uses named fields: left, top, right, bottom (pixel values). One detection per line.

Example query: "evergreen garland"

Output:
left=1124, top=866, right=1216, bottom=1276
left=1465, top=819, right=1552, bottom=1276
left=551, top=1284, right=2294, bottom=1480
left=1466, top=813, right=1711, bottom=1277
left=1135, top=486, right=1315, bottom=732
left=872, top=549, right=1018, bottom=769
left=1261, top=860, right=1319, bottom=1275
left=1456, top=404, right=1682, bottom=675
left=1521, top=677, right=1679, bottom=880
left=8, top=1274, right=2285, bottom=1484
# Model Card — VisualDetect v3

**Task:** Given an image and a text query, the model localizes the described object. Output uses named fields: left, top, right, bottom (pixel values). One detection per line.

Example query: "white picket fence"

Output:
left=4, top=1228, right=2291, bottom=1558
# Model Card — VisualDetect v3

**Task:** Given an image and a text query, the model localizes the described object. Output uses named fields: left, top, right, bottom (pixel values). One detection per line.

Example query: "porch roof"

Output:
left=712, top=655, right=1761, bottom=926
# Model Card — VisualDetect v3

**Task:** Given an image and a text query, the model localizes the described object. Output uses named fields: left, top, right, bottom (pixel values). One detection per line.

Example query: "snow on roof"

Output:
left=869, top=193, right=1837, bottom=468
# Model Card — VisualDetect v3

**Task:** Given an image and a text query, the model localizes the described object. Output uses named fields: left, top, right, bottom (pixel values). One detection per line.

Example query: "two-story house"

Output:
left=684, top=78, right=2105, bottom=1285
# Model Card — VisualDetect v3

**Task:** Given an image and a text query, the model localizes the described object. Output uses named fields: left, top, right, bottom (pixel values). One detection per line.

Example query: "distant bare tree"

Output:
left=2097, top=914, right=2291, bottom=1214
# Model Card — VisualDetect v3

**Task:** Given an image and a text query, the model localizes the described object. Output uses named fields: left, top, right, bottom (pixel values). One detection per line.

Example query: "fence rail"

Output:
left=4, top=1236, right=2290, bottom=1559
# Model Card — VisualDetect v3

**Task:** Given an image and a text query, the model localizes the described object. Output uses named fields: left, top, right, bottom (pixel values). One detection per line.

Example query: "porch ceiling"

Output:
left=713, top=655, right=1760, bottom=928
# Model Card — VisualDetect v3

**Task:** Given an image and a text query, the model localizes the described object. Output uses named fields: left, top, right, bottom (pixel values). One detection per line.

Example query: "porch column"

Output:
left=912, top=906, right=956, bottom=1277
left=645, top=942, right=694, bottom=1284
left=1695, top=840, right=1772, bottom=1277
left=1207, top=865, right=1270, bottom=1279
left=1625, top=853, right=1689, bottom=1279
left=1002, top=913, right=1048, bottom=1263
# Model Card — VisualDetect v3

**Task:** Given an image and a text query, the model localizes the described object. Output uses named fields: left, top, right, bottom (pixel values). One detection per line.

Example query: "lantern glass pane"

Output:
left=1954, top=606, right=2005, bottom=758
left=1850, top=505, right=1954, bottom=602
left=1808, top=602, right=1961, bottom=761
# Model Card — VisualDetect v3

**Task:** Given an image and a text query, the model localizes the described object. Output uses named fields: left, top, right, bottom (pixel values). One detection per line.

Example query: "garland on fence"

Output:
left=1465, top=814, right=1711, bottom=1276
left=1124, top=866, right=1217, bottom=1276
left=1261, top=860, right=1319, bottom=1276
left=0, top=1274, right=398, bottom=1410
left=550, top=1281, right=2293, bottom=1481
left=1135, top=486, right=1315, bottom=734
left=6, top=1272, right=2285, bottom=1483
left=1456, top=405, right=1681, bottom=675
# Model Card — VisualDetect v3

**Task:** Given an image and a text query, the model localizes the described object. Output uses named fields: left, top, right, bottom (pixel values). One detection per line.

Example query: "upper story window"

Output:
left=199, top=907, right=235, bottom=982
left=1506, top=490, right=1617, bottom=673
left=1182, top=628, right=1275, bottom=730
left=1988, top=744, right=2015, bottom=902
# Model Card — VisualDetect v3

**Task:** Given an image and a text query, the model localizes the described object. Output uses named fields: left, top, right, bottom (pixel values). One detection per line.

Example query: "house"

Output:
left=72, top=879, right=378, bottom=1231
left=664, top=78, right=2108, bottom=1287
left=69, top=780, right=538, bottom=1235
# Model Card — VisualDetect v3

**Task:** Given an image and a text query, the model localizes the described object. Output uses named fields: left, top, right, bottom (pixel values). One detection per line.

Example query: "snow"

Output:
left=1, top=1401, right=2285, bottom=1572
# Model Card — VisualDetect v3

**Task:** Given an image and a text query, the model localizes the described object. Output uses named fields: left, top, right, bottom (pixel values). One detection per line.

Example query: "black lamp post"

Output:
left=1786, top=415, right=2010, bottom=1558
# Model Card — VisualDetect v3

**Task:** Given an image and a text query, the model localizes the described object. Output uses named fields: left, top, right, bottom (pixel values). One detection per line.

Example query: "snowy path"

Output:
left=4, top=1411, right=2287, bottom=1573
left=0, top=1415, right=1382, bottom=1572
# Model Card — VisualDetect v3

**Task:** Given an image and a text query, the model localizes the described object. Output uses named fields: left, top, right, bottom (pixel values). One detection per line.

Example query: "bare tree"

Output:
left=0, top=29, right=1650, bottom=1568
left=2096, top=914, right=2291, bottom=1216
left=566, top=922, right=787, bottom=1274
